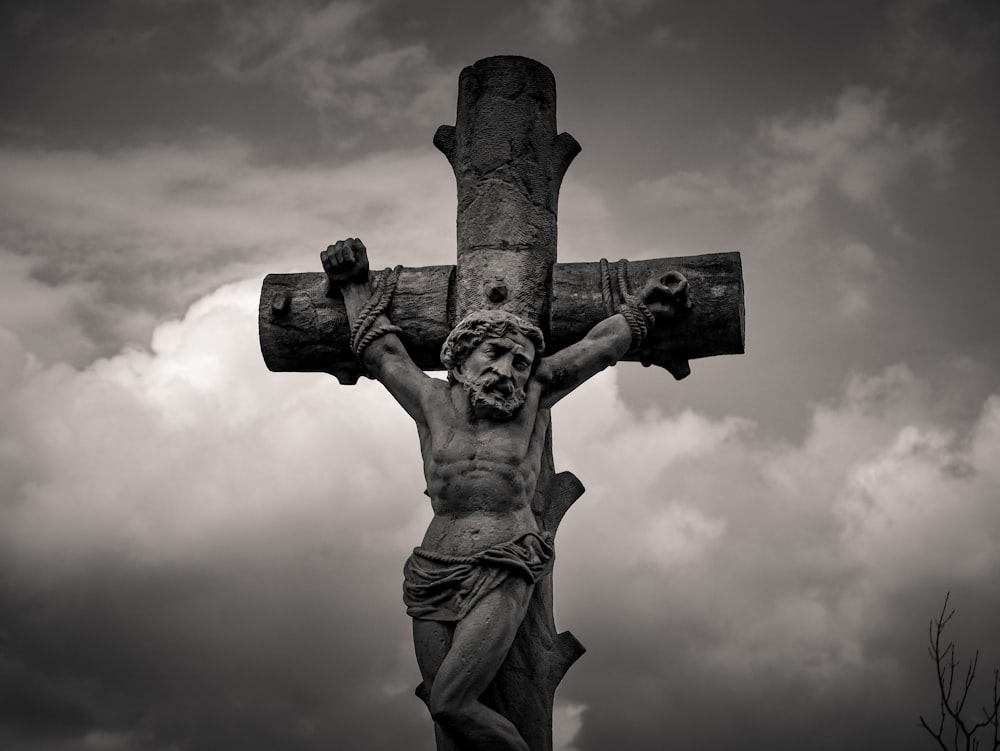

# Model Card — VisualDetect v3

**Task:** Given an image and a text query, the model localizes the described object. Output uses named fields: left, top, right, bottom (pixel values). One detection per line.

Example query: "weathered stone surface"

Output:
left=259, top=251, right=744, bottom=383
left=259, top=264, right=455, bottom=385
left=259, top=55, right=746, bottom=751
left=435, top=56, right=581, bottom=330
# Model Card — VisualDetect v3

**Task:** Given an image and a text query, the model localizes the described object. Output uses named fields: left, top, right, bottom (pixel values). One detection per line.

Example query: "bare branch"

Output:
left=919, top=593, right=1000, bottom=751
left=920, top=714, right=952, bottom=751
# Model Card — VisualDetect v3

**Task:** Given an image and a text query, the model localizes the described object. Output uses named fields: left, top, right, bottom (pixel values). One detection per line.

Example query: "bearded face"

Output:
left=452, top=333, right=536, bottom=420
left=462, top=370, right=528, bottom=420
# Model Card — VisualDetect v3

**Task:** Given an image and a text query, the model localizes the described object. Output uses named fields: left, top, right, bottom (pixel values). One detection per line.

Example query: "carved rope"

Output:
left=600, top=258, right=655, bottom=347
left=350, top=265, right=404, bottom=360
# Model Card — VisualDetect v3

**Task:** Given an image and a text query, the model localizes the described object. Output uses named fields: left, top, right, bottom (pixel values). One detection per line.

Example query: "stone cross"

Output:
left=259, top=56, right=744, bottom=750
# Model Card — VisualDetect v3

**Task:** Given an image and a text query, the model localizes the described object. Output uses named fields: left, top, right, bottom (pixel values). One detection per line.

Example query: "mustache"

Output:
left=466, top=369, right=517, bottom=397
left=463, top=371, right=526, bottom=419
left=471, top=371, right=515, bottom=395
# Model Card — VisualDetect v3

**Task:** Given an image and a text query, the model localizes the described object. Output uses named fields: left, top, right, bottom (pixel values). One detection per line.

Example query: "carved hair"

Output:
left=440, top=309, right=546, bottom=374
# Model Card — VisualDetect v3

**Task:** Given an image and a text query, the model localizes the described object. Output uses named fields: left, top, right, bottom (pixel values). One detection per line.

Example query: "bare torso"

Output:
left=417, top=380, right=550, bottom=556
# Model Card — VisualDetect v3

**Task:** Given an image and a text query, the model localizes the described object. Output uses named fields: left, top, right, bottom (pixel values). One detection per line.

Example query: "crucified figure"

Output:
left=322, top=237, right=689, bottom=751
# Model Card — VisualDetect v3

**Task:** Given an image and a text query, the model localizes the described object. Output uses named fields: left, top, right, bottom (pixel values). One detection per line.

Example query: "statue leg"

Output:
left=424, top=578, right=533, bottom=751
left=413, top=619, right=455, bottom=692
left=413, top=619, right=458, bottom=750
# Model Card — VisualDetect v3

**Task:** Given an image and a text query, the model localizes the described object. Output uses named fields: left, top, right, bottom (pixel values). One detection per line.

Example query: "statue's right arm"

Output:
left=323, top=239, right=438, bottom=428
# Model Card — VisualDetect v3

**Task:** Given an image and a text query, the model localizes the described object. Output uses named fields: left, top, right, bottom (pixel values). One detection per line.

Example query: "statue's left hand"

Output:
left=641, top=270, right=691, bottom=321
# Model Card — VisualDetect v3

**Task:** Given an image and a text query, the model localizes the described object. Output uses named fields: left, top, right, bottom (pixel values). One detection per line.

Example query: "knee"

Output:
left=430, top=704, right=459, bottom=729
left=428, top=687, right=466, bottom=729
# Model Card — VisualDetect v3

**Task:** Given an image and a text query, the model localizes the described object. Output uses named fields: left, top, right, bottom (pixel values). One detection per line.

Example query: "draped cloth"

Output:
left=402, top=531, right=554, bottom=622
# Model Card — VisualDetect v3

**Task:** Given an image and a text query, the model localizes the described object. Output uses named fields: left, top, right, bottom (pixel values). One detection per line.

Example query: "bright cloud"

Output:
left=830, top=240, right=885, bottom=319
left=635, top=170, right=749, bottom=212
left=763, top=86, right=957, bottom=208
left=636, top=85, right=959, bottom=222
left=553, top=699, right=586, bottom=751
left=529, top=0, right=653, bottom=44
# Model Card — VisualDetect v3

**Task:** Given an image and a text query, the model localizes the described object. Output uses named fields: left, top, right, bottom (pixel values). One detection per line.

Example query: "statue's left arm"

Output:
left=537, top=271, right=689, bottom=408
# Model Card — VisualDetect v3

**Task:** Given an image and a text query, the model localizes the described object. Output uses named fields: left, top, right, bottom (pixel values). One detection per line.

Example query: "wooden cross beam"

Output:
left=259, top=56, right=744, bottom=751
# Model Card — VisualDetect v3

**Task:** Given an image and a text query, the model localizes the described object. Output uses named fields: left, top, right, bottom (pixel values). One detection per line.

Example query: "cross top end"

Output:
left=435, top=55, right=582, bottom=331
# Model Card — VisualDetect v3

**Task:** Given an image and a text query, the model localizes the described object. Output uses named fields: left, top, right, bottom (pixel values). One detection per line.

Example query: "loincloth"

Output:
left=402, top=531, right=554, bottom=622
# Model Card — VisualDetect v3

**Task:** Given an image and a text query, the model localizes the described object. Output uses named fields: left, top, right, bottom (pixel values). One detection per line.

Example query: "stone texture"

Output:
left=435, top=56, right=581, bottom=331
left=259, top=252, right=744, bottom=384
left=258, top=56, right=746, bottom=751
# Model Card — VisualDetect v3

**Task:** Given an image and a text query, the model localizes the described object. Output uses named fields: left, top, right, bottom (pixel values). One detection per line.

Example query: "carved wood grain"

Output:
left=259, top=251, right=744, bottom=384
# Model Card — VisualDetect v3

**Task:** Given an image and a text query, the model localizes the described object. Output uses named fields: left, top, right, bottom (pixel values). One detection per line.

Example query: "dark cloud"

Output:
left=2, top=1, right=1000, bottom=749
left=0, top=560, right=432, bottom=750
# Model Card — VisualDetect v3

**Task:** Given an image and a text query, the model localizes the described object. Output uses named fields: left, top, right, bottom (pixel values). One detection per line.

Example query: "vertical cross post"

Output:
left=430, top=57, right=583, bottom=750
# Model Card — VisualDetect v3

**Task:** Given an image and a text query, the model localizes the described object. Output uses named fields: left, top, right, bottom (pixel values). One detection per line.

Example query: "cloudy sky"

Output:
left=2, top=1, right=999, bottom=749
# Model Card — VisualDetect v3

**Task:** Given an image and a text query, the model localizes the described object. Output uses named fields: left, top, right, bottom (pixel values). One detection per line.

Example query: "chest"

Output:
left=421, top=405, right=549, bottom=468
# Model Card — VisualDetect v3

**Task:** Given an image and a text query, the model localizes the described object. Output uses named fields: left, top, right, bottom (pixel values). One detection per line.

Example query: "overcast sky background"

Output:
left=2, top=1, right=999, bottom=750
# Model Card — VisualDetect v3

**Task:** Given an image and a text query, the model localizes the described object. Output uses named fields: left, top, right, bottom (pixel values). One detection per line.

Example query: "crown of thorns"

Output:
left=440, top=310, right=546, bottom=371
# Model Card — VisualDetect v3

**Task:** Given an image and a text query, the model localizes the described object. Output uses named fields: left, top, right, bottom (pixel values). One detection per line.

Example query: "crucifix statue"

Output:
left=259, top=56, right=744, bottom=751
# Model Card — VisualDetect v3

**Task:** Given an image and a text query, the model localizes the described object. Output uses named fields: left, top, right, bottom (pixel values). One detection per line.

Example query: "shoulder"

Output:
left=532, top=358, right=571, bottom=395
left=532, top=359, right=553, bottom=387
left=420, top=374, right=451, bottom=402
left=419, top=375, right=459, bottom=418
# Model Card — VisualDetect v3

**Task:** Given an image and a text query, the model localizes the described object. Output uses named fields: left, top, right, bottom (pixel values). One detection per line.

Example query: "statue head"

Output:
left=440, top=310, right=546, bottom=419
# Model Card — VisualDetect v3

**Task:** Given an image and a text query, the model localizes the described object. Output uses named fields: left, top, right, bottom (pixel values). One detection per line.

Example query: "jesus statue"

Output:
left=322, top=237, right=689, bottom=751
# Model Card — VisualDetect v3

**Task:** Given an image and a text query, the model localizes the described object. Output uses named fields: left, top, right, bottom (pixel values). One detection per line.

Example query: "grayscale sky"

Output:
left=2, top=2, right=999, bottom=750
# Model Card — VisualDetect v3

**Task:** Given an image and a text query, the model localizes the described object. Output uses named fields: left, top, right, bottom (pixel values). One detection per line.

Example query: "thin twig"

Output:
left=919, top=593, right=1000, bottom=751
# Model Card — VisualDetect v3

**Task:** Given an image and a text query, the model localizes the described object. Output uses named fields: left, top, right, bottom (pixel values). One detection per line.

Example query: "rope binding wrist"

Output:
left=349, top=265, right=403, bottom=361
left=618, top=298, right=656, bottom=348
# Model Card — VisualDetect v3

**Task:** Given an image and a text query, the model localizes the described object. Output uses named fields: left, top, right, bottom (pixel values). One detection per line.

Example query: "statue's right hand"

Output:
left=321, top=238, right=370, bottom=285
